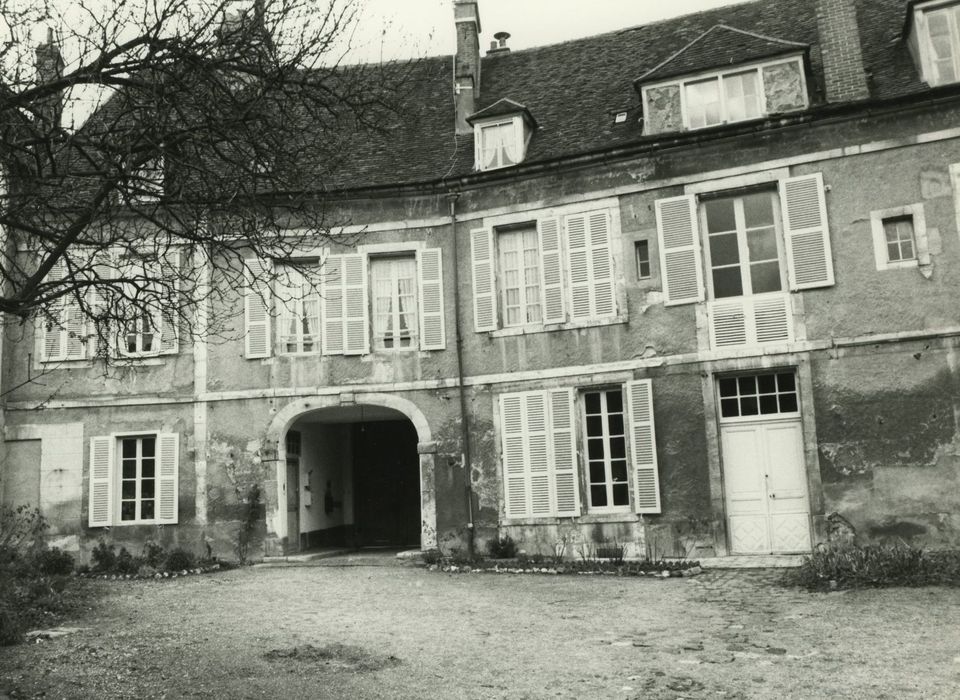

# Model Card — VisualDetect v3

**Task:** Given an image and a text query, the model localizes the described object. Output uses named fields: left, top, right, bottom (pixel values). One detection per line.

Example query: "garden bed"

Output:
left=424, top=555, right=702, bottom=578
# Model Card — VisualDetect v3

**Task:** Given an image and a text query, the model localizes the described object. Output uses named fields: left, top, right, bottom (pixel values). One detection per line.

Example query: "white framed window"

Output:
left=88, top=432, right=179, bottom=527
left=582, top=388, right=630, bottom=513
left=276, top=262, right=321, bottom=354
left=471, top=207, right=618, bottom=334
left=497, top=379, right=660, bottom=520
left=370, top=255, right=418, bottom=350
left=635, top=240, right=652, bottom=280
left=473, top=114, right=533, bottom=171
left=498, top=226, right=542, bottom=326
left=701, top=190, right=786, bottom=299
left=717, top=371, right=799, bottom=420
left=913, top=1, right=960, bottom=86
left=870, top=204, right=929, bottom=270
left=642, top=56, right=808, bottom=132
left=113, top=252, right=180, bottom=359
left=122, top=312, right=158, bottom=355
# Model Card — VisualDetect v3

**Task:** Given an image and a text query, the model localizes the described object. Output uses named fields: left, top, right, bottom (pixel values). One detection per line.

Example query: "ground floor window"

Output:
left=718, top=371, right=798, bottom=419
left=119, top=436, right=156, bottom=522
left=582, top=389, right=630, bottom=511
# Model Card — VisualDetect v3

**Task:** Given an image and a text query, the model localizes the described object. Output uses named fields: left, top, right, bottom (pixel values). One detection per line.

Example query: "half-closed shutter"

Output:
left=655, top=195, right=704, bottom=306
left=159, top=251, right=180, bottom=355
left=342, top=253, right=369, bottom=355
left=500, top=393, right=529, bottom=518
left=780, top=173, right=834, bottom=290
left=471, top=228, right=498, bottom=332
left=626, top=379, right=662, bottom=514
left=156, top=433, right=179, bottom=524
left=549, top=388, right=580, bottom=517
left=418, top=248, right=445, bottom=350
left=322, top=255, right=345, bottom=355
left=588, top=210, right=615, bottom=317
left=40, top=260, right=67, bottom=361
left=538, top=217, right=566, bottom=324
left=88, top=436, right=114, bottom=527
left=565, top=213, right=592, bottom=320
left=244, top=257, right=272, bottom=358
left=64, top=301, right=85, bottom=359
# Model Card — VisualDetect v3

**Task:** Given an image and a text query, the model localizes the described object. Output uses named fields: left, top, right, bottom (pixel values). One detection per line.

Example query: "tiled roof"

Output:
left=66, top=1, right=931, bottom=192
left=635, top=24, right=808, bottom=84
left=467, top=98, right=537, bottom=126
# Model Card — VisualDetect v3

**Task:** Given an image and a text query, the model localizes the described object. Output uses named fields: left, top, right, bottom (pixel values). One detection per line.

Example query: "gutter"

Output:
left=447, top=190, right=476, bottom=557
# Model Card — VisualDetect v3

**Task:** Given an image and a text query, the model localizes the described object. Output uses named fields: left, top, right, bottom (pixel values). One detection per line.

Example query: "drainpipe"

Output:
left=448, top=190, right=476, bottom=557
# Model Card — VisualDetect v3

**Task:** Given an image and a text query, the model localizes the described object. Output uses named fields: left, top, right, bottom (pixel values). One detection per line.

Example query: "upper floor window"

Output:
left=641, top=56, right=808, bottom=135
left=470, top=207, right=619, bottom=334
left=276, top=263, right=320, bottom=354
left=478, top=121, right=521, bottom=170
left=869, top=203, right=930, bottom=271
left=469, top=103, right=536, bottom=171
left=370, top=255, right=418, bottom=350
left=913, top=1, right=960, bottom=85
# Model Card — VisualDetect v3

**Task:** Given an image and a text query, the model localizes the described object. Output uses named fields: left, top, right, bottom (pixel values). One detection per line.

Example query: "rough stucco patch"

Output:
left=921, top=169, right=952, bottom=200
left=645, top=85, right=682, bottom=135
left=206, top=438, right=271, bottom=520
left=762, top=62, right=806, bottom=114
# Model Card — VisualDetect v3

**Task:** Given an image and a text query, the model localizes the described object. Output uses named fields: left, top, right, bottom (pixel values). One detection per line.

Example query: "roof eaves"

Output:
left=466, top=98, right=538, bottom=128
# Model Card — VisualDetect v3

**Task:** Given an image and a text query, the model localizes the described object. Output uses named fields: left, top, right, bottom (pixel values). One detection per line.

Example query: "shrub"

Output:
left=487, top=535, right=519, bottom=559
left=421, top=549, right=442, bottom=566
left=115, top=548, right=143, bottom=575
left=32, top=547, right=74, bottom=576
left=91, top=541, right=117, bottom=573
left=786, top=542, right=959, bottom=591
left=164, top=548, right=195, bottom=572
left=142, top=541, right=166, bottom=568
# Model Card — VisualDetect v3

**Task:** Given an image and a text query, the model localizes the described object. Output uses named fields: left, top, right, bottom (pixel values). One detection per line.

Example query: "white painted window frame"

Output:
left=473, top=115, right=529, bottom=171
left=580, top=386, right=632, bottom=515
left=912, top=0, right=960, bottom=86
left=275, top=259, right=323, bottom=356
left=101, top=430, right=178, bottom=527
left=641, top=55, right=808, bottom=132
left=869, top=203, right=928, bottom=271
left=369, top=253, right=420, bottom=352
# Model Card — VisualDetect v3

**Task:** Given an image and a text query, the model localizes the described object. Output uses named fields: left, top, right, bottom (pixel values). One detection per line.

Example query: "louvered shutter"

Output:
left=525, top=392, right=552, bottom=516
left=565, top=213, right=592, bottom=320
left=626, top=379, right=662, bottom=514
left=471, top=228, right=498, bottom=332
left=40, top=260, right=67, bottom=361
left=322, top=254, right=345, bottom=354
left=417, top=248, right=445, bottom=350
left=156, top=432, right=179, bottom=524
left=537, top=217, right=566, bottom=324
left=64, top=302, right=85, bottom=359
left=88, top=436, right=114, bottom=527
left=244, top=257, right=272, bottom=358
left=342, top=253, right=369, bottom=355
left=159, top=250, right=180, bottom=355
left=500, top=393, right=529, bottom=517
left=549, top=388, right=580, bottom=517
left=780, top=173, right=834, bottom=290
left=587, top=210, right=616, bottom=317
left=655, top=195, right=705, bottom=305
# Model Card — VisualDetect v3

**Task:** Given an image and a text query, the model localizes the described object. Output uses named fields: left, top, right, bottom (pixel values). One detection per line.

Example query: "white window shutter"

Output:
left=524, top=392, right=552, bottom=517
left=417, top=248, right=445, bottom=350
left=565, top=212, right=592, bottom=320
left=587, top=210, right=615, bottom=317
left=655, top=195, right=705, bottom=306
left=537, top=217, right=566, bottom=324
left=159, top=250, right=181, bottom=355
left=40, top=260, right=67, bottom=361
left=626, top=379, right=662, bottom=514
left=244, top=257, right=272, bottom=358
left=157, top=432, right=179, bottom=524
left=342, top=253, right=369, bottom=355
left=471, top=228, right=497, bottom=332
left=548, top=388, right=580, bottom=517
left=780, top=173, right=834, bottom=290
left=64, top=301, right=85, bottom=359
left=322, top=254, right=345, bottom=355
left=499, top=393, right=530, bottom=518
left=88, top=436, right=114, bottom=527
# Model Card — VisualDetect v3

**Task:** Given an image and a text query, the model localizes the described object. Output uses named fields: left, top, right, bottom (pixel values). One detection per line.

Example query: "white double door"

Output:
left=721, top=418, right=812, bottom=554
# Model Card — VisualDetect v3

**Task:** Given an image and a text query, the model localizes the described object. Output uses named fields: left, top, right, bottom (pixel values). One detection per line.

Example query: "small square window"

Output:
left=634, top=240, right=651, bottom=280
left=882, top=217, right=916, bottom=263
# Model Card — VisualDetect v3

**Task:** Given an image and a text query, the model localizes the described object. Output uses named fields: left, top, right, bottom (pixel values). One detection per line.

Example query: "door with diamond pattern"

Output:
left=721, top=418, right=811, bottom=554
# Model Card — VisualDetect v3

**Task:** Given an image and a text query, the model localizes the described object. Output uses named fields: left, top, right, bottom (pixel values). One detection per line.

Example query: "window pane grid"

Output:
left=718, top=372, right=798, bottom=418
left=926, top=6, right=960, bottom=84
left=583, top=390, right=630, bottom=510
left=704, top=192, right=783, bottom=298
left=882, top=218, right=916, bottom=262
left=498, top=228, right=542, bottom=327
left=371, top=256, right=418, bottom=350
left=119, top=436, right=157, bottom=522
left=278, top=265, right=321, bottom=354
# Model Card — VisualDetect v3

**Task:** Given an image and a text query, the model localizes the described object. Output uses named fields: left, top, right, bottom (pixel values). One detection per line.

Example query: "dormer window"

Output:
left=909, top=1, right=960, bottom=86
left=478, top=119, right=522, bottom=169
left=467, top=98, right=537, bottom=172
left=641, top=56, right=808, bottom=134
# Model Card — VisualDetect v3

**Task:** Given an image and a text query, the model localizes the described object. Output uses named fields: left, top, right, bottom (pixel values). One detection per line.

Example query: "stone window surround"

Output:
left=869, top=203, right=929, bottom=271
left=641, top=54, right=808, bottom=132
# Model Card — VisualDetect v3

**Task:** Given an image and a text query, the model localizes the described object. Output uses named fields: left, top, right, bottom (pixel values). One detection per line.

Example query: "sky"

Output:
left=343, top=0, right=749, bottom=63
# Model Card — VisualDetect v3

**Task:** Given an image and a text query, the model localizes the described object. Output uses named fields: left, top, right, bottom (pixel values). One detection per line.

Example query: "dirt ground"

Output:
left=2, top=554, right=960, bottom=699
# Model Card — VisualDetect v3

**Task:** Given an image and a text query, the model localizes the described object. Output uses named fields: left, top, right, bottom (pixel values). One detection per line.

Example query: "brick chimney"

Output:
left=454, top=0, right=481, bottom=135
left=35, top=28, right=65, bottom=130
left=815, top=0, right=870, bottom=102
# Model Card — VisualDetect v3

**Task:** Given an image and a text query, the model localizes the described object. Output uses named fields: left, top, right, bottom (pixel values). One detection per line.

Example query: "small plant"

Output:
left=91, top=540, right=117, bottom=573
left=32, top=547, right=74, bottom=576
left=142, top=541, right=166, bottom=568
left=421, top=549, right=442, bottom=566
left=115, top=547, right=143, bottom=575
left=164, top=548, right=196, bottom=572
left=596, top=540, right=626, bottom=564
left=785, top=542, right=955, bottom=591
left=487, top=535, right=518, bottom=559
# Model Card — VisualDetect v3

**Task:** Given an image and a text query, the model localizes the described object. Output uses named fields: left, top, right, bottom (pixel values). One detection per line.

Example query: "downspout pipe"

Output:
left=448, top=190, right=476, bottom=557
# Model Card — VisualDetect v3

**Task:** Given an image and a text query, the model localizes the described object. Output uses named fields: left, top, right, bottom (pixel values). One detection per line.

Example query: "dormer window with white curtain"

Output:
left=909, top=1, right=960, bottom=86
left=468, top=99, right=537, bottom=172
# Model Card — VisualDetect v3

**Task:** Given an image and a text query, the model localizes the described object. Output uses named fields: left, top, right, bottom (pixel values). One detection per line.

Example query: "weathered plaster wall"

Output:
left=297, top=423, right=353, bottom=535
left=812, top=338, right=960, bottom=547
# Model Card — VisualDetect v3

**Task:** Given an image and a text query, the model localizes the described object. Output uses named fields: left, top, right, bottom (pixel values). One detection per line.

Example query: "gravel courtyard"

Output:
left=2, top=554, right=960, bottom=699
